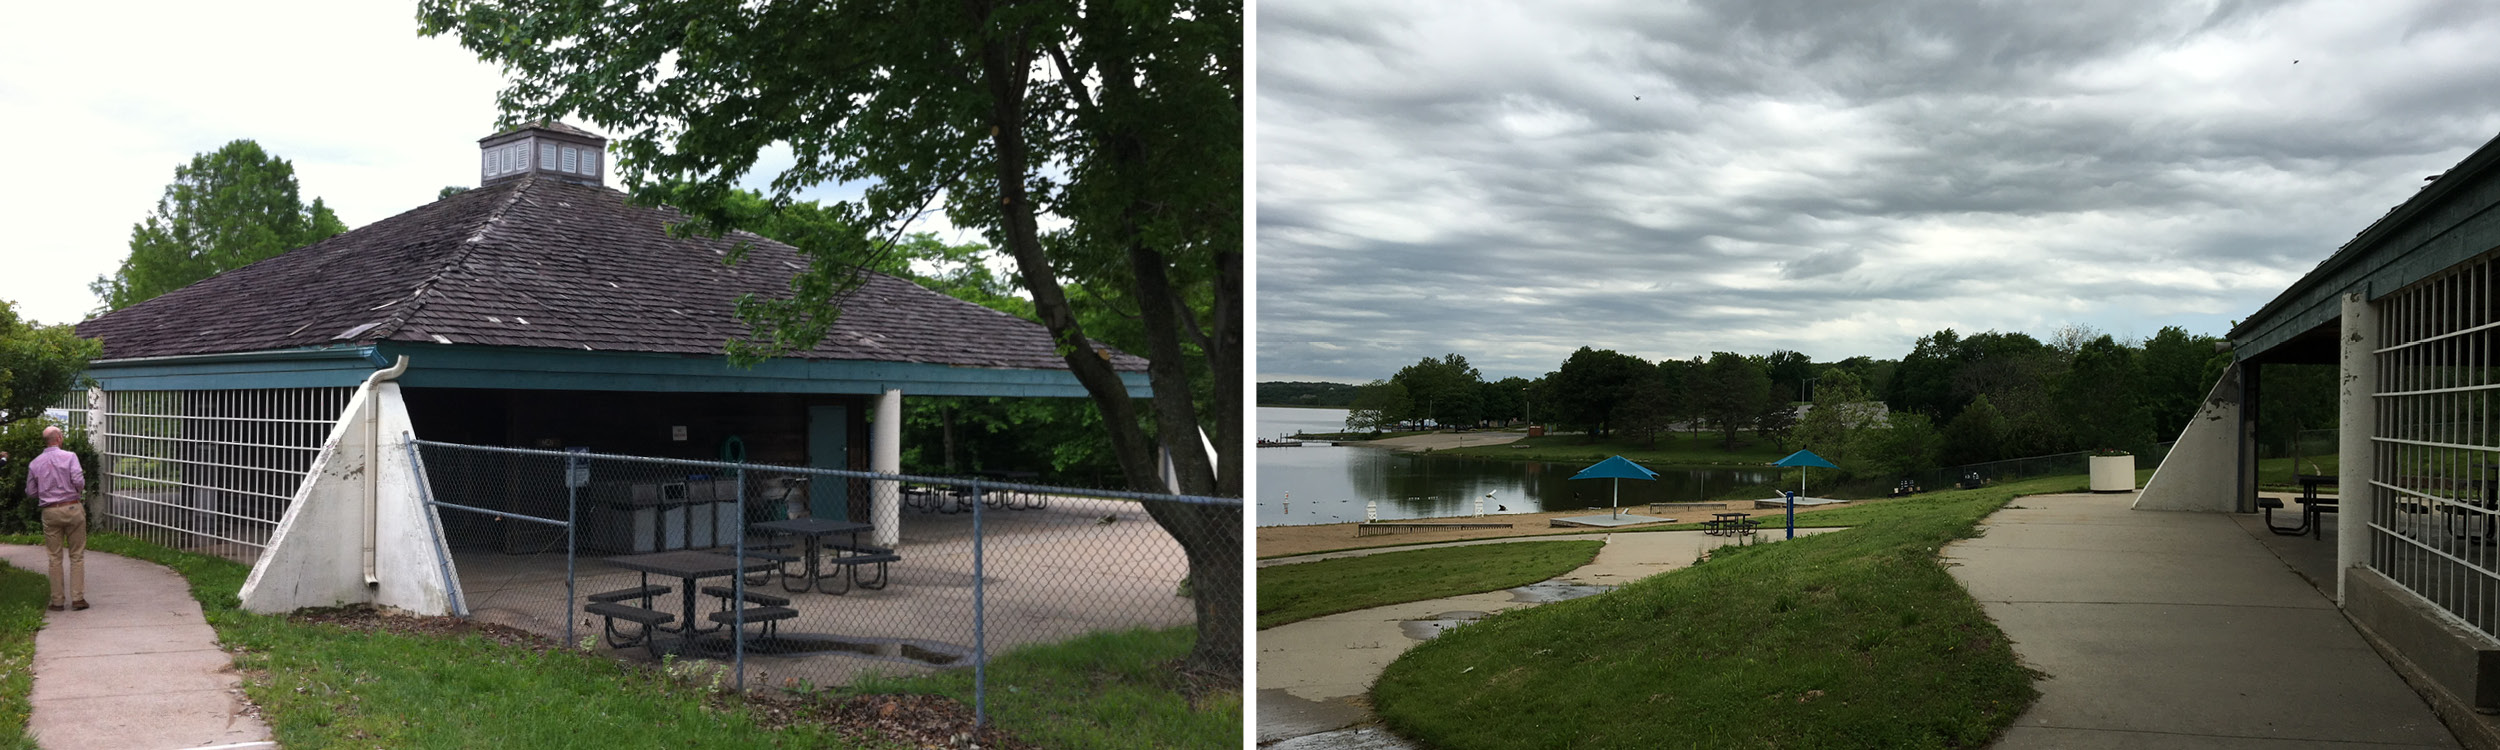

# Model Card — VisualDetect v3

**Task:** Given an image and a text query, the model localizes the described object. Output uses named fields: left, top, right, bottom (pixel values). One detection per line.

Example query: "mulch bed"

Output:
left=288, top=605, right=1036, bottom=749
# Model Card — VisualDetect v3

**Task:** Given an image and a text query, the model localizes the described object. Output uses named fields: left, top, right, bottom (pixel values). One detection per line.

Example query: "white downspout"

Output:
left=362, top=356, right=410, bottom=587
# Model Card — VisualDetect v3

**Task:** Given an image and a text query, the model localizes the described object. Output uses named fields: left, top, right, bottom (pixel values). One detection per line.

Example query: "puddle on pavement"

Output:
left=1265, top=726, right=1426, bottom=750
left=1508, top=579, right=1614, bottom=603
left=1398, top=611, right=1488, bottom=640
left=727, top=634, right=969, bottom=666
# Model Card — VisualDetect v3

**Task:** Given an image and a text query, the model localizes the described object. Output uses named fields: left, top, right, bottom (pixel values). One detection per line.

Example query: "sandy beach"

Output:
left=1256, top=497, right=1875, bottom=558
left=1345, top=430, right=1528, bottom=451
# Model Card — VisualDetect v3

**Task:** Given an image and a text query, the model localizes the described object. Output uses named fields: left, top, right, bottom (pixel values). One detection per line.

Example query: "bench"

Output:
left=707, top=605, right=798, bottom=640
left=739, top=549, right=801, bottom=585
left=700, top=585, right=791, bottom=608
left=821, top=550, right=901, bottom=594
left=584, top=601, right=675, bottom=656
left=586, top=584, right=670, bottom=604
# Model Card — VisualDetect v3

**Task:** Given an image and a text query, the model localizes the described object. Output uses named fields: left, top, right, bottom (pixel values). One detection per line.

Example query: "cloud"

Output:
left=1258, top=0, right=2500, bottom=382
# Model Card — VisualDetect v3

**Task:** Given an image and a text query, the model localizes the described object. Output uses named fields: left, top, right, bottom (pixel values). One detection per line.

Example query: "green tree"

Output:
left=1545, top=348, right=1651, bottom=437
left=1347, top=380, right=1411, bottom=432
left=0, top=301, right=101, bottom=426
left=1612, top=377, right=1680, bottom=449
left=421, top=0, right=1243, bottom=676
left=2059, top=335, right=2150, bottom=452
left=92, top=140, right=347, bottom=312
left=2140, top=326, right=2218, bottom=441
left=1763, top=349, right=1813, bottom=403
left=1690, top=352, right=1770, bottom=450
left=1391, top=354, right=1482, bottom=426
left=1480, top=376, right=1530, bottom=424
left=1791, top=370, right=1874, bottom=464
left=1941, top=393, right=2008, bottom=465
left=1847, top=412, right=1942, bottom=482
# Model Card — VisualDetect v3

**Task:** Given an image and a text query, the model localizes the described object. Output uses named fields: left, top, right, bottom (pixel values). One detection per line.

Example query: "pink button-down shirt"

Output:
left=25, top=446, right=83, bottom=507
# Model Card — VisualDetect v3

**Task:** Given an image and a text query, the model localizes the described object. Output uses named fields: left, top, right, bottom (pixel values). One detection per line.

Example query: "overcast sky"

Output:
left=1256, top=0, right=2500, bottom=383
left=0, top=2, right=903, bottom=329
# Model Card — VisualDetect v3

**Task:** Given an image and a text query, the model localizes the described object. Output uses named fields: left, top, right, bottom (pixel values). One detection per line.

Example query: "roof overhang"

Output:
left=82, top=343, right=1151, bottom=399
left=2231, top=131, right=2500, bottom=365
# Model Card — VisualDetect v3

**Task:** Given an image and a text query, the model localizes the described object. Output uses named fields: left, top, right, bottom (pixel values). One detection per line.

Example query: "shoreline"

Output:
left=1256, top=497, right=1873, bottom=558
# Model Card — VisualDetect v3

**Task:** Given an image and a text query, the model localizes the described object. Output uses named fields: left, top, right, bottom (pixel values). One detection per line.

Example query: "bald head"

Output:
left=41, top=426, right=62, bottom=447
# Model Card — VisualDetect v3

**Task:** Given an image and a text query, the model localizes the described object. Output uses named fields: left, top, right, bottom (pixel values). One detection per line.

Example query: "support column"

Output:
left=872, top=388, right=902, bottom=547
left=2239, top=361, right=2263, bottom=514
left=2338, top=292, right=2378, bottom=604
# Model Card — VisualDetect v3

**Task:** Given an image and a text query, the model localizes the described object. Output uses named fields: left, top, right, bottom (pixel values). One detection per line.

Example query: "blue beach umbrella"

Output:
left=1774, top=450, right=1838, bottom=496
left=1570, top=455, right=1658, bottom=517
left=1773, top=449, right=1838, bottom=540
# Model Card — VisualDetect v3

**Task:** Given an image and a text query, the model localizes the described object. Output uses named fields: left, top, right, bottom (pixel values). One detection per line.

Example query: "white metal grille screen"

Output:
left=96, top=388, right=352, bottom=563
left=2372, top=255, right=2500, bottom=640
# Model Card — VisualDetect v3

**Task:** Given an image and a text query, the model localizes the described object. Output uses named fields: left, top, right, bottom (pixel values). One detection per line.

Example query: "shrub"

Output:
left=0, top=421, right=100, bottom=533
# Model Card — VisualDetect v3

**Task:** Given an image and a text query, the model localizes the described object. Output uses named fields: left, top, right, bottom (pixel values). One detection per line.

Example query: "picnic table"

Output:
left=976, top=470, right=1048, bottom=510
left=1705, top=512, right=1755, bottom=536
left=752, top=517, right=899, bottom=594
left=590, top=550, right=786, bottom=656
left=2263, top=475, right=2337, bottom=539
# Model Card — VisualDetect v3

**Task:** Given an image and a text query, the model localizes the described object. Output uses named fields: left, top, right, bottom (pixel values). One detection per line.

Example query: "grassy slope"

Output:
left=1257, top=541, right=1605, bottom=629
left=1439, top=430, right=1786, bottom=466
left=1368, top=476, right=2086, bottom=749
left=13, top=533, right=1230, bottom=750
left=0, top=565, right=41, bottom=750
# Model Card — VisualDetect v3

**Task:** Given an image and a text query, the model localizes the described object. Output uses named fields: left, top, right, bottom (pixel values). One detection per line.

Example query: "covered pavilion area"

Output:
left=2136, top=130, right=2500, bottom=744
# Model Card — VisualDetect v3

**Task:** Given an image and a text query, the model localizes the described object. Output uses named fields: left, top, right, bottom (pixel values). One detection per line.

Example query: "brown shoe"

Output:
left=46, top=604, right=62, bottom=612
left=69, top=601, right=87, bottom=611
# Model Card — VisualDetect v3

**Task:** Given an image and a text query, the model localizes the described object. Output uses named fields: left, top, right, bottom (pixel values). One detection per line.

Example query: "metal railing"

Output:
left=91, top=387, right=353, bottom=562
left=2368, top=258, right=2500, bottom=641
left=1907, top=442, right=2177, bottom=492
left=408, top=438, right=1239, bottom=724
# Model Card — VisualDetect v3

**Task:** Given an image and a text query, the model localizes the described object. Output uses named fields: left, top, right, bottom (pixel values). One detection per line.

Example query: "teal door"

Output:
left=808, top=405, right=850, bottom=519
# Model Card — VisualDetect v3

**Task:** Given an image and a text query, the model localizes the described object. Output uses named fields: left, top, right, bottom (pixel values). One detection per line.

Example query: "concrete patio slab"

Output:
left=1945, top=493, right=2458, bottom=749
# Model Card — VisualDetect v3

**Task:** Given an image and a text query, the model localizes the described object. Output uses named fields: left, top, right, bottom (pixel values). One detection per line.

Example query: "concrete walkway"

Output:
left=1256, top=528, right=1839, bottom=747
left=1944, top=493, right=2457, bottom=748
left=0, top=545, right=274, bottom=750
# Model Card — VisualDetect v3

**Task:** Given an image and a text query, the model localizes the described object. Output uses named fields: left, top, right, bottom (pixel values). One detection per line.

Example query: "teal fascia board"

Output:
left=84, top=347, right=389, bottom=391
left=370, top=343, right=1147, bottom=398
left=2232, top=132, right=2500, bottom=361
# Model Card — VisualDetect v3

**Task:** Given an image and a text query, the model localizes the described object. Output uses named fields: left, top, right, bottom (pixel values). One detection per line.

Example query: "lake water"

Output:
left=1256, top=407, right=1780, bottom=526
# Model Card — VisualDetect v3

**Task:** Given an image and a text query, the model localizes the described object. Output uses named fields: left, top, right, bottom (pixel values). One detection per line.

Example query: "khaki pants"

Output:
left=41, top=503, right=84, bottom=606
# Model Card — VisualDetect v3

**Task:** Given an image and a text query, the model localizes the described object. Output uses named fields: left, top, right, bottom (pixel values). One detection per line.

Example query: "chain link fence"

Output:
left=407, top=438, right=1239, bottom=723
left=1905, top=442, right=2178, bottom=492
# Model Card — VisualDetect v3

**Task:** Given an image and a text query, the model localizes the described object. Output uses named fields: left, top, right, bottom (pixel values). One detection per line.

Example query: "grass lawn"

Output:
left=0, top=532, right=1232, bottom=750
left=1258, top=541, right=1604, bottom=629
left=857, top=626, right=1238, bottom=749
left=1368, top=475, right=2085, bottom=749
left=2256, top=453, right=2339, bottom=491
left=1439, top=430, right=1786, bottom=467
left=0, top=564, right=42, bottom=750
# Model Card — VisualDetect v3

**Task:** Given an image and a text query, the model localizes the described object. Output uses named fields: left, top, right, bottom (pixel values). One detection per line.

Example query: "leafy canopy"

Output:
left=92, top=140, right=345, bottom=313
left=0, top=301, right=101, bottom=427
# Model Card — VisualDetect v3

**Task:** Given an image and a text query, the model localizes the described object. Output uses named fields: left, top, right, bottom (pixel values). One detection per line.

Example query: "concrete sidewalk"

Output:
left=1945, top=493, right=2457, bottom=748
left=0, top=544, right=273, bottom=750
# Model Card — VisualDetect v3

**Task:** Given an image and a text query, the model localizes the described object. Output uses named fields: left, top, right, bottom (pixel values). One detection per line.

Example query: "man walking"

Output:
left=27, top=426, right=86, bottom=612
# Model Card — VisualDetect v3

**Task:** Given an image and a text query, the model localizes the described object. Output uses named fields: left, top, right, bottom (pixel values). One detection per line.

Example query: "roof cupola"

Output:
left=478, top=121, right=606, bottom=187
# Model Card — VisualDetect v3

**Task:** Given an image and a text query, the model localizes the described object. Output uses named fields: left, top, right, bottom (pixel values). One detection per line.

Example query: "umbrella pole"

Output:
left=1613, top=479, right=1621, bottom=518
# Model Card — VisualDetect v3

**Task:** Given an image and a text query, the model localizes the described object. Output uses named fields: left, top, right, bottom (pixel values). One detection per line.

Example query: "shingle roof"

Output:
left=77, top=176, right=1147, bottom=373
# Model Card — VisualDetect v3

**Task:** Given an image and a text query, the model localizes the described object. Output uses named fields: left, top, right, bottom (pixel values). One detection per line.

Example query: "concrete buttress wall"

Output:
left=2135, top=363, right=2244, bottom=512
left=238, top=382, right=459, bottom=614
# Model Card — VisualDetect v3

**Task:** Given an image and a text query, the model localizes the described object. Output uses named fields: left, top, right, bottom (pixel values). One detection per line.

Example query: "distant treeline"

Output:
left=1258, top=381, right=1361, bottom=407
left=1322, top=325, right=2336, bottom=484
